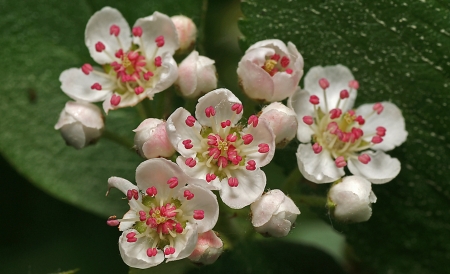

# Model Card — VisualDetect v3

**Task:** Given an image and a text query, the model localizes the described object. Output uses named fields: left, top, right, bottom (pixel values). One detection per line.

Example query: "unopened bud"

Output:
left=188, top=230, right=223, bottom=265
left=259, top=102, right=298, bottom=148
left=133, top=118, right=175, bottom=159
left=171, top=15, right=197, bottom=55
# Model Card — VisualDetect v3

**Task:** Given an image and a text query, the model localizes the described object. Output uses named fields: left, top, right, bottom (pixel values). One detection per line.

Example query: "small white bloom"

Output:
left=237, top=39, right=304, bottom=102
left=54, top=101, right=104, bottom=149
left=328, top=176, right=377, bottom=223
left=166, top=88, right=276, bottom=209
left=188, top=230, right=223, bottom=265
left=133, top=118, right=175, bottom=159
left=59, top=7, right=179, bottom=113
left=171, top=15, right=197, bottom=54
left=106, top=158, right=219, bottom=269
left=259, top=102, right=298, bottom=148
left=251, top=189, right=300, bottom=237
left=176, top=50, right=217, bottom=98
left=288, top=65, right=408, bottom=184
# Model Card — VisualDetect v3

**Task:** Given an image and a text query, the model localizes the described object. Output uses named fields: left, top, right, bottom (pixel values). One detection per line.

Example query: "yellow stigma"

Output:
left=263, top=59, right=277, bottom=73
left=152, top=210, right=167, bottom=224
left=343, top=112, right=356, bottom=124
left=218, top=140, right=228, bottom=151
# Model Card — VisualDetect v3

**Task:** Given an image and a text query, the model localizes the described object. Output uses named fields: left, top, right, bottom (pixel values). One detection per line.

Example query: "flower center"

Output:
left=261, top=54, right=293, bottom=76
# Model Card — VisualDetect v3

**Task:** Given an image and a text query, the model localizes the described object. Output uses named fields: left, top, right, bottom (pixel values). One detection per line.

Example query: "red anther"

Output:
left=139, top=211, right=146, bottom=221
left=174, top=223, right=183, bottom=233
left=205, top=106, right=216, bottom=117
left=106, top=219, right=119, bottom=226
left=302, top=115, right=314, bottom=125
left=164, top=247, right=175, bottom=255
left=373, top=103, right=384, bottom=114
left=115, top=49, right=124, bottom=58
left=126, top=232, right=136, bottom=239
left=91, top=83, right=102, bottom=90
left=268, top=68, right=278, bottom=76
left=335, top=156, right=347, bottom=168
left=126, top=189, right=133, bottom=200
left=131, top=189, right=139, bottom=200
left=231, top=103, right=243, bottom=114
left=134, top=86, right=144, bottom=95
left=376, top=126, right=386, bottom=137
left=182, top=139, right=193, bottom=149
left=146, top=217, right=157, bottom=227
left=208, top=147, right=220, bottom=159
left=95, top=41, right=105, bottom=52
left=155, top=35, right=165, bottom=47
left=335, top=129, right=344, bottom=140
left=228, top=177, right=239, bottom=187
left=270, top=54, right=281, bottom=61
left=355, top=115, right=365, bottom=125
left=242, top=134, right=254, bottom=145
left=81, top=63, right=93, bottom=75
left=285, top=68, right=293, bottom=74
left=147, top=248, right=158, bottom=257
left=206, top=173, right=217, bottom=182
left=144, top=71, right=154, bottom=80
left=358, top=153, right=371, bottom=164
left=132, top=26, right=143, bottom=37
left=351, top=127, right=364, bottom=139
left=341, top=132, right=350, bottom=142
left=110, top=94, right=121, bottom=106
left=146, top=186, right=157, bottom=196
left=193, top=210, right=205, bottom=220
left=348, top=80, right=359, bottom=89
left=319, top=78, right=330, bottom=89
left=185, top=115, right=196, bottom=127
left=185, top=157, right=196, bottom=168
left=221, top=120, right=231, bottom=128
left=280, top=56, right=290, bottom=67
left=127, top=237, right=137, bottom=243
left=309, top=95, right=320, bottom=105
left=227, top=134, right=237, bottom=142
left=340, top=89, right=349, bottom=99
left=207, top=135, right=218, bottom=146
left=258, top=143, right=270, bottom=153
left=154, top=56, right=162, bottom=67
left=348, top=132, right=357, bottom=143
left=217, top=156, right=228, bottom=168
left=329, top=108, right=342, bottom=119
left=372, top=136, right=383, bottom=144
left=348, top=110, right=355, bottom=116
left=167, top=177, right=179, bottom=188
left=312, top=143, right=322, bottom=154
left=327, top=121, right=339, bottom=134
left=246, top=160, right=256, bottom=170
left=248, top=115, right=259, bottom=127
left=128, top=51, right=139, bottom=60
left=110, top=24, right=120, bottom=36
left=184, top=190, right=194, bottom=200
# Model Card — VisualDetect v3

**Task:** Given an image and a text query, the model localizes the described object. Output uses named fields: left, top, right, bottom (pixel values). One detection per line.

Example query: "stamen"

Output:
left=372, top=136, right=383, bottom=144
left=319, top=78, right=329, bottom=89
left=182, top=139, right=193, bottom=149
left=95, top=41, right=106, bottom=52
left=110, top=24, right=120, bottom=36
left=106, top=216, right=119, bottom=227
left=146, top=186, right=157, bottom=196
left=309, top=95, right=320, bottom=105
left=258, top=143, right=270, bottom=153
left=144, top=71, right=154, bottom=80
left=155, top=35, right=165, bottom=47
left=231, top=103, right=243, bottom=114
left=221, top=120, right=231, bottom=128
left=139, top=211, right=147, bottom=221
left=185, top=157, right=197, bottom=168
left=167, top=177, right=178, bottom=188
left=302, top=116, right=314, bottom=125
left=348, top=80, right=359, bottom=89
left=227, top=134, right=237, bottom=142
left=329, top=109, right=342, bottom=119
left=185, top=116, right=196, bottom=127
left=91, top=83, right=102, bottom=90
left=193, top=210, right=205, bottom=220
left=134, top=86, right=144, bottom=95
left=132, top=26, right=143, bottom=37
left=154, top=56, right=162, bottom=67
left=175, top=223, right=183, bottom=233
left=280, top=56, right=290, bottom=67
left=355, top=115, right=365, bottom=125
left=206, top=173, right=216, bottom=182
left=147, top=248, right=158, bottom=257
left=286, top=68, right=293, bottom=74
left=217, top=156, right=228, bottom=168
left=246, top=160, right=256, bottom=170
left=312, top=143, right=322, bottom=154
left=228, top=177, right=239, bottom=187
left=205, top=106, right=216, bottom=117
left=184, top=190, right=194, bottom=200
left=358, top=154, right=371, bottom=164
left=242, top=134, right=253, bottom=145
left=340, top=89, right=349, bottom=99
left=248, top=115, right=259, bottom=127
left=164, top=247, right=175, bottom=255
left=110, top=94, right=121, bottom=106
left=335, top=156, right=347, bottom=168
left=115, top=49, right=124, bottom=58
left=270, top=54, right=280, bottom=61
left=373, top=103, right=384, bottom=114
left=376, top=126, right=386, bottom=137
left=81, top=64, right=93, bottom=75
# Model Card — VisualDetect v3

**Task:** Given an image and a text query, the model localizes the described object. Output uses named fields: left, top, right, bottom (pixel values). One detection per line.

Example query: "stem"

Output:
left=135, top=102, right=148, bottom=120
left=290, top=194, right=327, bottom=208
left=102, top=130, right=134, bottom=149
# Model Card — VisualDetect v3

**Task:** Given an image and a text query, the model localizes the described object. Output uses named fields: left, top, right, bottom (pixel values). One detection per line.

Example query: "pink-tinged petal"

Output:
left=348, top=151, right=401, bottom=184
left=146, top=53, right=178, bottom=96
left=287, top=42, right=304, bottom=74
left=287, top=88, right=314, bottom=143
left=166, top=223, right=198, bottom=262
left=259, top=103, right=298, bottom=146
left=219, top=168, right=266, bottom=209
left=119, top=229, right=165, bottom=269
left=62, top=101, right=104, bottom=128
left=133, top=12, right=179, bottom=57
left=304, top=65, right=356, bottom=112
left=270, top=69, right=301, bottom=102
left=85, top=7, right=132, bottom=64
left=241, top=119, right=275, bottom=168
left=177, top=185, right=219, bottom=233
left=195, top=88, right=242, bottom=127
left=102, top=90, right=147, bottom=114
left=237, top=59, right=275, bottom=101
left=60, top=68, right=112, bottom=102
left=176, top=50, right=199, bottom=97
left=246, top=39, right=289, bottom=54
left=296, top=144, right=344, bottom=184
left=119, top=210, right=137, bottom=231
left=175, top=157, right=221, bottom=190
left=166, top=108, right=202, bottom=157
left=241, top=47, right=275, bottom=66
left=107, top=176, right=138, bottom=196
left=251, top=189, right=285, bottom=227
left=357, top=102, right=407, bottom=151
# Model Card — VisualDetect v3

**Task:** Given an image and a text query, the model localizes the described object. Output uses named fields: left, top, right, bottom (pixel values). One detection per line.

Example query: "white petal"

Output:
left=330, top=190, right=373, bottom=223
left=85, top=7, right=132, bottom=64
left=357, top=102, right=408, bottom=151
left=246, top=39, right=289, bottom=54
left=195, top=88, right=242, bottom=127
left=175, top=156, right=221, bottom=190
left=287, top=88, right=314, bottom=143
left=147, top=53, right=178, bottom=97
left=296, top=144, right=344, bottom=184
left=304, top=65, right=356, bottom=112
left=348, top=151, right=401, bottom=184
left=241, top=47, right=275, bottom=66
left=259, top=103, right=298, bottom=146
left=250, top=189, right=285, bottom=227
left=287, top=42, right=304, bottom=72
left=58, top=123, right=86, bottom=149
left=241, top=119, right=275, bottom=168
left=237, top=59, right=274, bottom=101
left=119, top=210, right=137, bottom=231
left=102, top=91, right=147, bottom=113
left=255, top=213, right=294, bottom=237
left=166, top=108, right=202, bottom=158
left=271, top=70, right=301, bottom=102
left=178, top=185, right=219, bottom=233
left=63, top=101, right=104, bottom=128
left=119, top=229, right=164, bottom=269
left=176, top=50, right=199, bottom=97
left=107, top=176, right=139, bottom=196
left=219, top=168, right=266, bottom=209
left=60, top=68, right=112, bottom=102
left=166, top=223, right=198, bottom=262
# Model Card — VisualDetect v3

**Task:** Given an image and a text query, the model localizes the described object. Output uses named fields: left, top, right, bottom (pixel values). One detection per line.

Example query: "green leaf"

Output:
left=0, top=0, right=204, bottom=217
left=240, top=0, right=450, bottom=273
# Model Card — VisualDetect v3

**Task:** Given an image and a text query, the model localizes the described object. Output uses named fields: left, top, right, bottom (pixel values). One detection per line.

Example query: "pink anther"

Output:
left=155, top=35, right=165, bottom=47
left=340, top=89, right=349, bottom=99
left=372, top=136, right=383, bottom=144
left=185, top=116, right=196, bottom=127
left=329, top=108, right=342, bottom=119
left=91, top=83, right=102, bottom=90
left=355, top=115, right=365, bottom=125
left=144, top=71, right=154, bottom=80
left=182, top=139, right=193, bottom=149
left=373, top=103, right=384, bottom=114
left=95, top=41, right=105, bottom=52
left=351, top=127, right=364, bottom=139
left=221, top=120, right=231, bottom=128
left=126, top=232, right=136, bottom=239
left=184, top=190, right=194, bottom=200
left=205, top=106, right=216, bottom=117
left=134, top=86, right=144, bottom=95
left=193, top=210, right=205, bottom=220
left=348, top=80, right=359, bottom=89
left=110, top=94, right=121, bottom=106
left=127, top=236, right=137, bottom=243
left=146, top=186, right=157, bottom=196
left=132, top=26, right=143, bottom=37
left=302, top=116, right=314, bottom=125
left=248, top=115, right=259, bottom=127
left=127, top=51, right=139, bottom=61
left=228, top=177, right=239, bottom=187
left=270, top=54, right=280, bottom=61
left=115, top=49, right=124, bottom=58
left=312, top=143, right=322, bottom=154
left=309, top=95, right=320, bottom=105
left=258, top=143, right=270, bottom=153
left=358, top=154, right=371, bottom=164
left=280, top=56, right=290, bottom=67
left=231, top=103, right=243, bottom=114
left=147, top=248, right=158, bottom=257
left=175, top=223, right=183, bottom=233
left=81, top=63, right=93, bottom=75
left=167, top=177, right=179, bottom=188
left=327, top=122, right=339, bottom=134
left=207, top=135, right=218, bottom=146
left=335, top=156, right=347, bottom=168
left=106, top=218, right=119, bottom=227
left=242, top=134, right=253, bottom=145
left=110, top=24, right=120, bottom=36
left=126, top=189, right=139, bottom=200
left=319, top=78, right=329, bottom=89
left=208, top=147, right=221, bottom=159
left=139, top=210, right=147, bottom=221
left=376, top=126, right=386, bottom=137
left=185, top=157, right=196, bottom=168
left=206, top=173, right=217, bottom=182
left=217, top=156, right=228, bottom=168
left=154, top=56, right=162, bottom=67
left=164, top=247, right=176, bottom=255
left=285, top=68, right=293, bottom=74
left=227, top=134, right=237, bottom=142
left=246, top=160, right=256, bottom=170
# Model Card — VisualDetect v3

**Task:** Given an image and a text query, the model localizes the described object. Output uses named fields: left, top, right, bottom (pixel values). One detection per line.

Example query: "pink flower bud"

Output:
left=133, top=118, right=175, bottom=159
left=171, top=15, right=197, bottom=54
left=259, top=102, right=298, bottom=148
left=188, top=230, right=223, bottom=265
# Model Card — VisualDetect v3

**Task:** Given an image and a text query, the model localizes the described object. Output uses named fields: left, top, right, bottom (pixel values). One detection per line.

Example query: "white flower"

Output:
left=250, top=189, right=300, bottom=237
left=106, top=158, right=219, bottom=269
left=171, top=15, right=197, bottom=54
left=59, top=7, right=179, bottom=113
left=54, top=101, right=104, bottom=149
left=133, top=118, right=175, bottom=159
left=237, top=39, right=304, bottom=102
left=176, top=50, right=217, bottom=98
left=328, top=176, right=377, bottom=223
left=166, top=88, right=276, bottom=209
left=259, top=102, right=298, bottom=148
left=188, top=230, right=223, bottom=265
left=288, top=65, right=408, bottom=184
